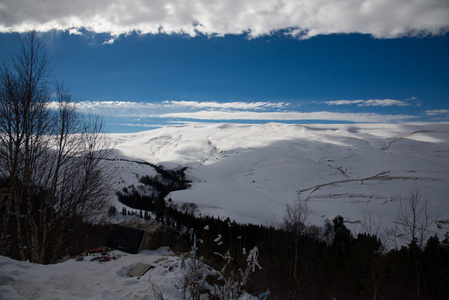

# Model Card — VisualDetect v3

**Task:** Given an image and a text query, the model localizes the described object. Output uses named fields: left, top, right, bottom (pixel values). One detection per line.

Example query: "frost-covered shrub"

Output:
left=179, top=229, right=262, bottom=300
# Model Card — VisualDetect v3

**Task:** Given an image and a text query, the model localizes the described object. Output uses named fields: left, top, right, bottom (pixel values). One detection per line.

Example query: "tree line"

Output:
left=163, top=205, right=449, bottom=299
left=116, top=165, right=190, bottom=222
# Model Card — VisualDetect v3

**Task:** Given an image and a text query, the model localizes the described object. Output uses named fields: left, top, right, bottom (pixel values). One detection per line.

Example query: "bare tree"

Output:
left=393, top=184, right=438, bottom=300
left=0, top=32, right=113, bottom=263
left=396, top=184, right=437, bottom=248
left=283, top=195, right=309, bottom=234
left=283, top=195, right=309, bottom=281
left=0, top=31, right=52, bottom=260
left=359, top=207, right=386, bottom=300
left=360, top=206, right=384, bottom=242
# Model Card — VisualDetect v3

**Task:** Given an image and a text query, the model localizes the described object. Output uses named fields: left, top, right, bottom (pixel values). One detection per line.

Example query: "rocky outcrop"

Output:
left=119, top=220, right=189, bottom=253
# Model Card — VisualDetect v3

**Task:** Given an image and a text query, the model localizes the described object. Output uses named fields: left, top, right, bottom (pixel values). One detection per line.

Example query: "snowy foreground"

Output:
left=111, top=122, right=449, bottom=235
left=1, top=122, right=448, bottom=299
left=0, top=247, right=257, bottom=300
left=0, top=247, right=178, bottom=300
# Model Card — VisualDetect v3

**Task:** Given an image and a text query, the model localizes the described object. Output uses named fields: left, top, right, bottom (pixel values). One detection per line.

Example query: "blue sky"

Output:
left=1, top=0, right=449, bottom=133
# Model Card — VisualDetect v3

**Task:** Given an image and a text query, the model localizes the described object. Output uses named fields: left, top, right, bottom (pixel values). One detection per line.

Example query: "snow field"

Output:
left=110, top=122, right=449, bottom=236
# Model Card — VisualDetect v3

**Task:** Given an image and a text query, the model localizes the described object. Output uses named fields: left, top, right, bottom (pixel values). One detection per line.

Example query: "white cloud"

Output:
left=325, top=100, right=366, bottom=106
left=75, top=101, right=160, bottom=116
left=74, top=100, right=288, bottom=115
left=102, top=37, right=116, bottom=45
left=118, top=123, right=163, bottom=129
left=360, top=99, right=410, bottom=107
left=163, top=100, right=288, bottom=110
left=426, top=109, right=449, bottom=120
left=1, top=0, right=448, bottom=38
left=156, top=110, right=416, bottom=123
left=69, top=100, right=417, bottom=123
left=426, top=109, right=449, bottom=116
left=326, top=99, right=411, bottom=107
left=68, top=28, right=82, bottom=35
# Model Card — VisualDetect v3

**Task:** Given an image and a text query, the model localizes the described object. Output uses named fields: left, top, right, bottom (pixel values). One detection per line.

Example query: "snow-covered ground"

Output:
left=0, top=247, right=181, bottom=299
left=0, top=246, right=261, bottom=300
left=2, top=122, right=449, bottom=299
left=110, top=122, right=449, bottom=235
left=0, top=246, right=259, bottom=300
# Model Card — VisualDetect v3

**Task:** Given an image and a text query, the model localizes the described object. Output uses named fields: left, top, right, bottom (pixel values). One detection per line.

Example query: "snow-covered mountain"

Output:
left=109, top=122, right=449, bottom=236
left=2, top=122, right=449, bottom=300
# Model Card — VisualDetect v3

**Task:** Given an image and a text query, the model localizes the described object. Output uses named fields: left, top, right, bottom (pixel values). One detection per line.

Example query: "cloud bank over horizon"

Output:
left=1, top=0, right=448, bottom=39
left=64, top=99, right=425, bottom=130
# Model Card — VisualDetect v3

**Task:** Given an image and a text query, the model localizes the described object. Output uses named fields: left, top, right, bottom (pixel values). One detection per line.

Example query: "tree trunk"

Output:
left=0, top=192, right=13, bottom=256
left=13, top=192, right=26, bottom=261
left=294, top=235, right=298, bottom=281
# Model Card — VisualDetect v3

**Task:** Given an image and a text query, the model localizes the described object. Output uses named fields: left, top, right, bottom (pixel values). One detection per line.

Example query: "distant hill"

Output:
left=108, top=122, right=449, bottom=237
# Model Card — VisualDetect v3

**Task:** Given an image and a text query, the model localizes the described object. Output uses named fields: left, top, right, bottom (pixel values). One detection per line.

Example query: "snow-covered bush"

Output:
left=179, top=229, right=263, bottom=300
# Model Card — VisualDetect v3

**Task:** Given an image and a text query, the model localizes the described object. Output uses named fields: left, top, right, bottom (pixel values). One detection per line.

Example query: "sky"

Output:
left=0, top=0, right=448, bottom=133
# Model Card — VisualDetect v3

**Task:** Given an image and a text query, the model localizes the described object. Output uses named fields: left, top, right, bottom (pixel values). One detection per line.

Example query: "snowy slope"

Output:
left=109, top=122, right=449, bottom=235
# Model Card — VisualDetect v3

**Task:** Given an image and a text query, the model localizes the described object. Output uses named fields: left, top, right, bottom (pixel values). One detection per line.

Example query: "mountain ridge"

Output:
left=109, top=122, right=449, bottom=236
